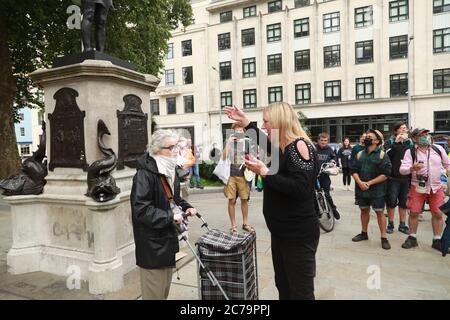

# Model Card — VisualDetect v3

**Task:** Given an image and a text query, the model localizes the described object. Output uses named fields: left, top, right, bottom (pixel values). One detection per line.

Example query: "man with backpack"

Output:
left=351, top=129, right=392, bottom=250
left=399, top=128, right=450, bottom=252
left=384, top=122, right=413, bottom=235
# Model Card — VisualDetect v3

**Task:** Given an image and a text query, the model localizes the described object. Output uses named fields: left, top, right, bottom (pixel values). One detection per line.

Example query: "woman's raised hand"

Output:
left=223, top=105, right=250, bottom=128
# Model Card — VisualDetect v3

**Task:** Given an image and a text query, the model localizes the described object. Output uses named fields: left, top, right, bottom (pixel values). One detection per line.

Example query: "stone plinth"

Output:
left=5, top=59, right=159, bottom=295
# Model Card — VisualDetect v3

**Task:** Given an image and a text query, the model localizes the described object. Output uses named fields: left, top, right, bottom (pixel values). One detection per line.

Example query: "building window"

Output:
left=218, top=32, right=231, bottom=51
left=181, top=40, right=192, bottom=56
left=183, top=95, right=194, bottom=113
left=294, top=18, right=309, bottom=38
left=267, top=23, right=281, bottom=42
left=20, top=127, right=25, bottom=136
left=324, top=80, right=341, bottom=102
left=323, top=12, right=340, bottom=33
left=242, top=58, right=256, bottom=78
left=389, top=0, right=408, bottom=22
left=20, top=145, right=30, bottom=156
left=167, top=97, right=176, bottom=114
left=433, top=28, right=450, bottom=53
left=390, top=73, right=408, bottom=97
left=243, top=89, right=257, bottom=109
left=295, top=49, right=310, bottom=71
left=433, top=68, right=450, bottom=93
left=166, top=43, right=174, bottom=60
left=355, top=6, right=373, bottom=28
left=220, top=11, right=232, bottom=23
left=268, top=0, right=282, bottom=13
left=295, top=83, right=311, bottom=105
left=243, top=5, right=256, bottom=18
left=221, top=92, right=233, bottom=108
left=241, top=28, right=255, bottom=46
left=295, top=0, right=310, bottom=8
left=18, top=113, right=24, bottom=121
left=434, top=111, right=450, bottom=132
left=165, top=69, right=175, bottom=86
left=267, top=54, right=282, bottom=75
left=355, top=40, right=373, bottom=64
left=268, top=86, right=283, bottom=103
left=150, top=99, right=160, bottom=115
left=356, top=77, right=374, bottom=100
left=389, top=35, right=408, bottom=59
left=433, top=0, right=450, bottom=14
left=324, top=45, right=341, bottom=68
left=182, top=66, right=193, bottom=85
left=220, top=61, right=232, bottom=80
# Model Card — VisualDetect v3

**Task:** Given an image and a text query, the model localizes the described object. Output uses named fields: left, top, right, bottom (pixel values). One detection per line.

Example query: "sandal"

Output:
left=230, top=225, right=238, bottom=234
left=242, top=224, right=254, bottom=232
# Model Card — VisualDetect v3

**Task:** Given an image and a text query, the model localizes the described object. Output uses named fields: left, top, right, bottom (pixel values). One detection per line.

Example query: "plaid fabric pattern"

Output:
left=197, top=229, right=258, bottom=300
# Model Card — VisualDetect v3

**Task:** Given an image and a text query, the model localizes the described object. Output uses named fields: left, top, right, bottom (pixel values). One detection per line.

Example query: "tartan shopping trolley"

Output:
left=176, top=213, right=259, bottom=300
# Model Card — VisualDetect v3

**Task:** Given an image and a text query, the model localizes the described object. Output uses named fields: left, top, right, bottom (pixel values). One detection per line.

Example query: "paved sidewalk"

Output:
left=0, top=176, right=449, bottom=300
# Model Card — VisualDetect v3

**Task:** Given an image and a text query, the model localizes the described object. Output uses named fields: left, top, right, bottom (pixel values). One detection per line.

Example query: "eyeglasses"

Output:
left=161, top=145, right=178, bottom=151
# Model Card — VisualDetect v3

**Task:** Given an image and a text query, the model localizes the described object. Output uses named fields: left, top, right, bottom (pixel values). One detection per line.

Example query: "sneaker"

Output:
left=381, top=238, right=391, bottom=250
left=352, top=233, right=369, bottom=242
left=333, top=209, right=341, bottom=220
left=402, top=236, right=418, bottom=249
left=196, top=185, right=204, bottom=189
left=230, top=225, right=238, bottom=234
left=398, top=224, right=410, bottom=235
left=386, top=223, right=394, bottom=234
left=189, top=184, right=194, bottom=189
left=432, top=239, right=450, bottom=254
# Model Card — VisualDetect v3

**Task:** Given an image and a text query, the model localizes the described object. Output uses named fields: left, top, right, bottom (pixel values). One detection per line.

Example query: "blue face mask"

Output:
left=418, top=136, right=430, bottom=146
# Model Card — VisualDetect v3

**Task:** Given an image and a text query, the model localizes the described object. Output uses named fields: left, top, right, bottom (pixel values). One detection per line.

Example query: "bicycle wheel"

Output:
left=317, top=190, right=335, bottom=232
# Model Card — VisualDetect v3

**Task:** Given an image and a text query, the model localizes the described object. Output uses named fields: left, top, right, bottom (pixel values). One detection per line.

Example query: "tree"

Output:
left=0, top=0, right=192, bottom=179
left=297, top=110, right=311, bottom=138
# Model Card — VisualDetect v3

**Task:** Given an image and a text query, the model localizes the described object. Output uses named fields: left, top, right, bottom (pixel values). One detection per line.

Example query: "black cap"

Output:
left=410, top=128, right=430, bottom=138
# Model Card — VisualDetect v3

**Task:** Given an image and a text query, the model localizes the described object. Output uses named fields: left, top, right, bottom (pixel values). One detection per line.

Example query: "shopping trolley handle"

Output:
left=194, top=212, right=210, bottom=231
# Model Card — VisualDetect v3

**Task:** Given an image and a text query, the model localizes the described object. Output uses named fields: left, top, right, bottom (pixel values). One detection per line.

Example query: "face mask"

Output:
left=418, top=136, right=430, bottom=146
left=364, top=138, right=373, bottom=147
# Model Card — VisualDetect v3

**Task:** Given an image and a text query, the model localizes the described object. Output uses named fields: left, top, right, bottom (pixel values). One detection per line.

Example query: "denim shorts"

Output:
left=386, top=179, right=409, bottom=209
left=357, top=197, right=385, bottom=212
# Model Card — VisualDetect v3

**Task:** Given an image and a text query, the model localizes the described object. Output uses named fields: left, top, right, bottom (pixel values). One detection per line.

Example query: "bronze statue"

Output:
left=0, top=122, right=48, bottom=196
left=86, top=120, right=120, bottom=202
left=81, top=0, right=113, bottom=52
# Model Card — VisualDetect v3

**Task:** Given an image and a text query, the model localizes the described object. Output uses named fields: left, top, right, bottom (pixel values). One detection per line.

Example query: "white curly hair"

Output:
left=147, top=129, right=179, bottom=156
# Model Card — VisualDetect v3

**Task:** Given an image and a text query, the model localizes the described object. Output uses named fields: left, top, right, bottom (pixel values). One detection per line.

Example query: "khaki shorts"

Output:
left=224, top=176, right=250, bottom=200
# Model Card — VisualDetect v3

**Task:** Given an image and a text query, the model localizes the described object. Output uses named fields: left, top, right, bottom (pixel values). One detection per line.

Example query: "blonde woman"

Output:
left=224, top=103, right=320, bottom=300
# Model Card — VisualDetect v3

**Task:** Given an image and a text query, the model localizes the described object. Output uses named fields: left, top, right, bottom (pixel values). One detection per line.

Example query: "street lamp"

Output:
left=212, top=66, right=223, bottom=149
left=407, top=35, right=414, bottom=129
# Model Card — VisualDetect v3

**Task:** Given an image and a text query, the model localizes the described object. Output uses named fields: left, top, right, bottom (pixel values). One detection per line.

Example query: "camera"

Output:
left=416, top=175, right=428, bottom=194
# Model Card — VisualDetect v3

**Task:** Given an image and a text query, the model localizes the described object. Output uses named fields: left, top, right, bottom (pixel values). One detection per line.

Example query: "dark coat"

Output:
left=130, top=154, right=193, bottom=269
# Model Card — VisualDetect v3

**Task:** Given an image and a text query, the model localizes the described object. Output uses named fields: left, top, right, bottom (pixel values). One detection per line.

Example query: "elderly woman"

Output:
left=130, top=129, right=197, bottom=300
left=224, top=102, right=320, bottom=300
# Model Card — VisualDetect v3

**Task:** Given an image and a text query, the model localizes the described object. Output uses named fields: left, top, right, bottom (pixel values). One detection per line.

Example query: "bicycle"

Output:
left=315, top=161, right=338, bottom=232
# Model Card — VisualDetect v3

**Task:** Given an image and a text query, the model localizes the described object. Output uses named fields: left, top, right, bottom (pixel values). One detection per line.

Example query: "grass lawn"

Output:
left=199, top=178, right=224, bottom=187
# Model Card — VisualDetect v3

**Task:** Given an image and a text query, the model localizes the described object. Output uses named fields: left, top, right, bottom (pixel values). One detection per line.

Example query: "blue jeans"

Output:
left=189, top=163, right=201, bottom=187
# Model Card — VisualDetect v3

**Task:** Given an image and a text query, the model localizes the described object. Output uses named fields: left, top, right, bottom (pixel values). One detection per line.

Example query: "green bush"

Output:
left=199, top=161, right=220, bottom=182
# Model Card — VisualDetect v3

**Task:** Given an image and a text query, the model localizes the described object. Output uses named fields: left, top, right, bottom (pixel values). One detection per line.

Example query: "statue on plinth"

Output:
left=81, top=0, right=114, bottom=52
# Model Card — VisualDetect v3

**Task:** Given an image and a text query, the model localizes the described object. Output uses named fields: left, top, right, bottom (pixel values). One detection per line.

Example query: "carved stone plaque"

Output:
left=117, top=94, right=148, bottom=170
left=48, top=88, right=87, bottom=171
